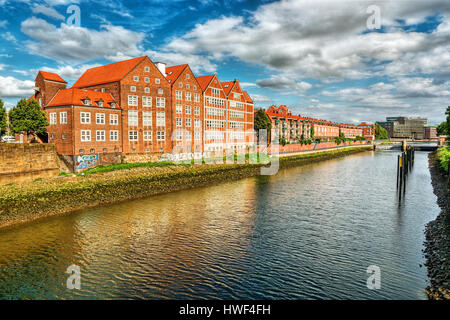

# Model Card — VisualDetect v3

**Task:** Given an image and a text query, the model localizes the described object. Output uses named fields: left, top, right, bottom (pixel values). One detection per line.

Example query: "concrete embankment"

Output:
left=425, top=152, right=450, bottom=300
left=0, top=145, right=372, bottom=230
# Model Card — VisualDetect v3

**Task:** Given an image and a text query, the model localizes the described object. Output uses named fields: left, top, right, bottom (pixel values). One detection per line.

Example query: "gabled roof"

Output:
left=46, top=88, right=119, bottom=108
left=221, top=81, right=235, bottom=96
left=165, top=64, right=188, bottom=84
left=196, top=75, right=215, bottom=92
left=243, top=91, right=253, bottom=104
left=38, top=71, right=67, bottom=83
left=72, top=56, right=147, bottom=88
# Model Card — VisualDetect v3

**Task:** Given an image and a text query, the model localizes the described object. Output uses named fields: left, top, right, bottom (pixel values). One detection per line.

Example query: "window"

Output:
left=156, top=97, right=165, bottom=108
left=96, top=130, right=105, bottom=141
left=96, top=113, right=105, bottom=124
left=144, top=87, right=150, bottom=93
left=143, top=111, right=152, bottom=126
left=62, top=134, right=66, bottom=140
left=234, top=93, right=241, bottom=99
left=156, top=112, right=165, bottom=126
left=185, top=92, right=191, bottom=101
left=195, top=131, right=201, bottom=141
left=144, top=77, right=150, bottom=83
left=80, top=112, right=90, bottom=124
left=158, top=88, right=163, bottom=95
left=194, top=106, right=200, bottom=116
left=155, top=78, right=160, bottom=84
left=110, top=130, right=119, bottom=141
left=185, top=105, right=191, bottom=115
left=186, top=131, right=192, bottom=141
left=98, top=100, right=104, bottom=108
left=176, top=117, right=182, bottom=127
left=143, top=96, right=152, bottom=107
left=110, top=114, right=119, bottom=125
left=175, top=131, right=183, bottom=141
left=130, top=86, right=136, bottom=92
left=179, top=82, right=183, bottom=88
left=60, top=112, right=67, bottom=124
left=101, top=88, right=105, bottom=92
left=186, top=84, right=190, bottom=89
left=194, top=93, right=200, bottom=102
left=157, top=131, right=165, bottom=141
left=128, top=95, right=138, bottom=106
left=175, top=91, right=182, bottom=100
left=145, top=66, right=150, bottom=72
left=176, top=104, right=182, bottom=114
left=193, top=85, right=197, bottom=90
left=194, top=119, right=201, bottom=128
left=143, top=131, right=152, bottom=141
left=83, top=98, right=91, bottom=106
left=81, top=130, right=91, bottom=142
left=185, top=118, right=191, bottom=127
left=49, top=112, right=57, bottom=125
left=129, top=131, right=138, bottom=141
left=51, top=133, right=55, bottom=140
left=128, top=110, right=138, bottom=126
left=133, top=76, right=139, bottom=82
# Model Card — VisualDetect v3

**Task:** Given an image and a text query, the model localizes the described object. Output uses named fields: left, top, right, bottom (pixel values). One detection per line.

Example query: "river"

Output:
left=0, top=150, right=439, bottom=299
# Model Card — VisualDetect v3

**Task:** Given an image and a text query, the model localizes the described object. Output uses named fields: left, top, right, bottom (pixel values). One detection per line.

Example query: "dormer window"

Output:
left=134, top=76, right=139, bottom=82
left=98, top=100, right=104, bottom=108
left=111, top=102, right=116, bottom=108
left=83, top=98, right=91, bottom=106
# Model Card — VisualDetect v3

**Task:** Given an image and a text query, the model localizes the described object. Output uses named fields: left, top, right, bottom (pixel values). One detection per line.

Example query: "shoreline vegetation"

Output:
left=0, top=146, right=372, bottom=230
left=425, top=150, right=450, bottom=300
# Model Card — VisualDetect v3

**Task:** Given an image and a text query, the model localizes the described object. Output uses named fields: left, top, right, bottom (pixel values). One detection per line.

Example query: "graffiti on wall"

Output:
left=76, top=154, right=98, bottom=170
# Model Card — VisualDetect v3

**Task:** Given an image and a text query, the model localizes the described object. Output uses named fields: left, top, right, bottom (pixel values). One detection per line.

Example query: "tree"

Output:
left=254, top=108, right=272, bottom=143
left=436, top=121, right=448, bottom=136
left=9, top=99, right=49, bottom=137
left=445, top=106, right=450, bottom=140
left=375, top=123, right=388, bottom=140
left=0, top=98, right=7, bottom=136
left=310, top=126, right=314, bottom=139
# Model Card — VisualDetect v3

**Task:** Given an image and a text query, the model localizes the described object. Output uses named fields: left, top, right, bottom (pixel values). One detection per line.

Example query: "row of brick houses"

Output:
left=30, top=56, right=255, bottom=170
left=264, top=105, right=374, bottom=141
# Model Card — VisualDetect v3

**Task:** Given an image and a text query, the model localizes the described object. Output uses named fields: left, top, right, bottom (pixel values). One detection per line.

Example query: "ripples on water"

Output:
left=0, top=151, right=439, bottom=299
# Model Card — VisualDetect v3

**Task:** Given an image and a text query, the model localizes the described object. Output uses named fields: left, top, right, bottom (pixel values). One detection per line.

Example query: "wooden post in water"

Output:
left=399, top=155, right=403, bottom=200
left=397, top=155, right=400, bottom=189
left=403, top=152, right=407, bottom=194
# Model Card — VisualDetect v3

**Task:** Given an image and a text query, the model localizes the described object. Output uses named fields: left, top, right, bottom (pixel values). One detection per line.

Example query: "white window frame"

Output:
left=143, top=96, right=152, bottom=107
left=128, top=95, right=138, bottom=106
left=110, top=130, right=119, bottom=141
left=96, top=113, right=105, bottom=125
left=156, top=97, right=165, bottom=108
left=157, top=131, right=165, bottom=141
left=129, top=131, right=139, bottom=142
left=96, top=130, right=105, bottom=141
left=110, top=114, right=119, bottom=125
left=81, top=130, right=91, bottom=142
left=59, top=112, right=67, bottom=124
left=156, top=112, right=165, bottom=126
left=49, top=112, right=57, bottom=125
left=143, top=131, right=152, bottom=141
left=143, top=111, right=152, bottom=126
left=128, top=110, right=138, bottom=126
left=80, top=112, right=91, bottom=124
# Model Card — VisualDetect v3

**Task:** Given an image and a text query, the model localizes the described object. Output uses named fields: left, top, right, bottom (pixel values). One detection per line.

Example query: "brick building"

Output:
left=264, top=105, right=369, bottom=142
left=30, top=56, right=255, bottom=170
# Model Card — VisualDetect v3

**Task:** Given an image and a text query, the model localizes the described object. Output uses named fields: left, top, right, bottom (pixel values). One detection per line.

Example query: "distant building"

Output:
left=424, top=126, right=437, bottom=140
left=378, top=116, right=427, bottom=139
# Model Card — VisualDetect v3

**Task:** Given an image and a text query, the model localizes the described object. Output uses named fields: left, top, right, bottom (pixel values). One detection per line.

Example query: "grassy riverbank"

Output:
left=0, top=146, right=372, bottom=230
left=425, top=152, right=450, bottom=300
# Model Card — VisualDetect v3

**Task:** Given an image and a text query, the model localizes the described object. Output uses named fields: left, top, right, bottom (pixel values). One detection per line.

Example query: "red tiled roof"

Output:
left=39, top=71, right=67, bottom=83
left=221, top=81, right=234, bottom=96
left=243, top=91, right=253, bottom=103
left=165, top=64, right=188, bottom=84
left=196, top=75, right=215, bottom=91
left=72, top=56, right=147, bottom=88
left=46, top=88, right=119, bottom=108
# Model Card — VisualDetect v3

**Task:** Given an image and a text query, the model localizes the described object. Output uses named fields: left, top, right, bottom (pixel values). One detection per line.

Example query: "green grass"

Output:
left=437, top=146, right=450, bottom=173
left=79, top=161, right=176, bottom=175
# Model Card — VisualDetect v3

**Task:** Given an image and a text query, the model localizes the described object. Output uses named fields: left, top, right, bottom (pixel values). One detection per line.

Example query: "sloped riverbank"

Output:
left=425, top=152, right=450, bottom=300
left=0, top=146, right=372, bottom=230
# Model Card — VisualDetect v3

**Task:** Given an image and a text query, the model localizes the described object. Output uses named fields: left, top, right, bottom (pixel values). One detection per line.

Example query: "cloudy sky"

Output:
left=0, top=0, right=449, bottom=124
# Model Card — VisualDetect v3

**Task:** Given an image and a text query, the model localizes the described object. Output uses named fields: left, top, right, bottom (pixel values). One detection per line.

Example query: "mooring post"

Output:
left=397, top=155, right=400, bottom=189
left=399, top=155, right=403, bottom=199
left=403, top=153, right=407, bottom=194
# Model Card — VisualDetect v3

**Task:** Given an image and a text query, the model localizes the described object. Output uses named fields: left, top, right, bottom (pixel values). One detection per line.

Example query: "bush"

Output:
left=437, top=147, right=450, bottom=173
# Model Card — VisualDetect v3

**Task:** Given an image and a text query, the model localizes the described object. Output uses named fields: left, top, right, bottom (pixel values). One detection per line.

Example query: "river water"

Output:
left=0, top=151, right=439, bottom=299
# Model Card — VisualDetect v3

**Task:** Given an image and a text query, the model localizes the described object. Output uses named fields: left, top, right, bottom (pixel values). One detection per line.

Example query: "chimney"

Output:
left=155, top=62, right=166, bottom=77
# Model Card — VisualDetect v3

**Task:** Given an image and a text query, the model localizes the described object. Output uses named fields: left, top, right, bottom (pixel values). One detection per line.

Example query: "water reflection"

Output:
left=0, top=151, right=439, bottom=299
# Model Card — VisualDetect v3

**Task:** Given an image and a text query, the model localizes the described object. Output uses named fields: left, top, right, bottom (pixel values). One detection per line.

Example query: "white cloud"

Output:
left=41, top=63, right=102, bottom=80
left=250, top=94, right=273, bottom=103
left=31, top=4, right=65, bottom=20
left=20, top=17, right=145, bottom=63
left=0, top=20, right=7, bottom=28
left=256, top=75, right=312, bottom=92
left=2, top=32, right=17, bottom=43
left=0, top=76, right=35, bottom=98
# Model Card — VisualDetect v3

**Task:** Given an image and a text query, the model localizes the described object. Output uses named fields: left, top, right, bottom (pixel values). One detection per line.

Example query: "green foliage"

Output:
left=315, top=137, right=322, bottom=143
left=310, top=126, right=315, bottom=139
left=375, top=122, right=388, bottom=140
left=446, top=106, right=450, bottom=141
left=437, top=146, right=450, bottom=172
left=436, top=122, right=448, bottom=136
left=80, top=161, right=175, bottom=175
left=9, top=99, right=49, bottom=135
left=335, top=137, right=343, bottom=145
left=0, top=98, right=7, bottom=136
left=279, top=137, right=287, bottom=146
left=254, top=109, right=272, bottom=142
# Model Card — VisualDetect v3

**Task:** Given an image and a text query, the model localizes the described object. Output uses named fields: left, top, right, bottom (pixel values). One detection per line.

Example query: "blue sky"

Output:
left=0, top=0, right=449, bottom=124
